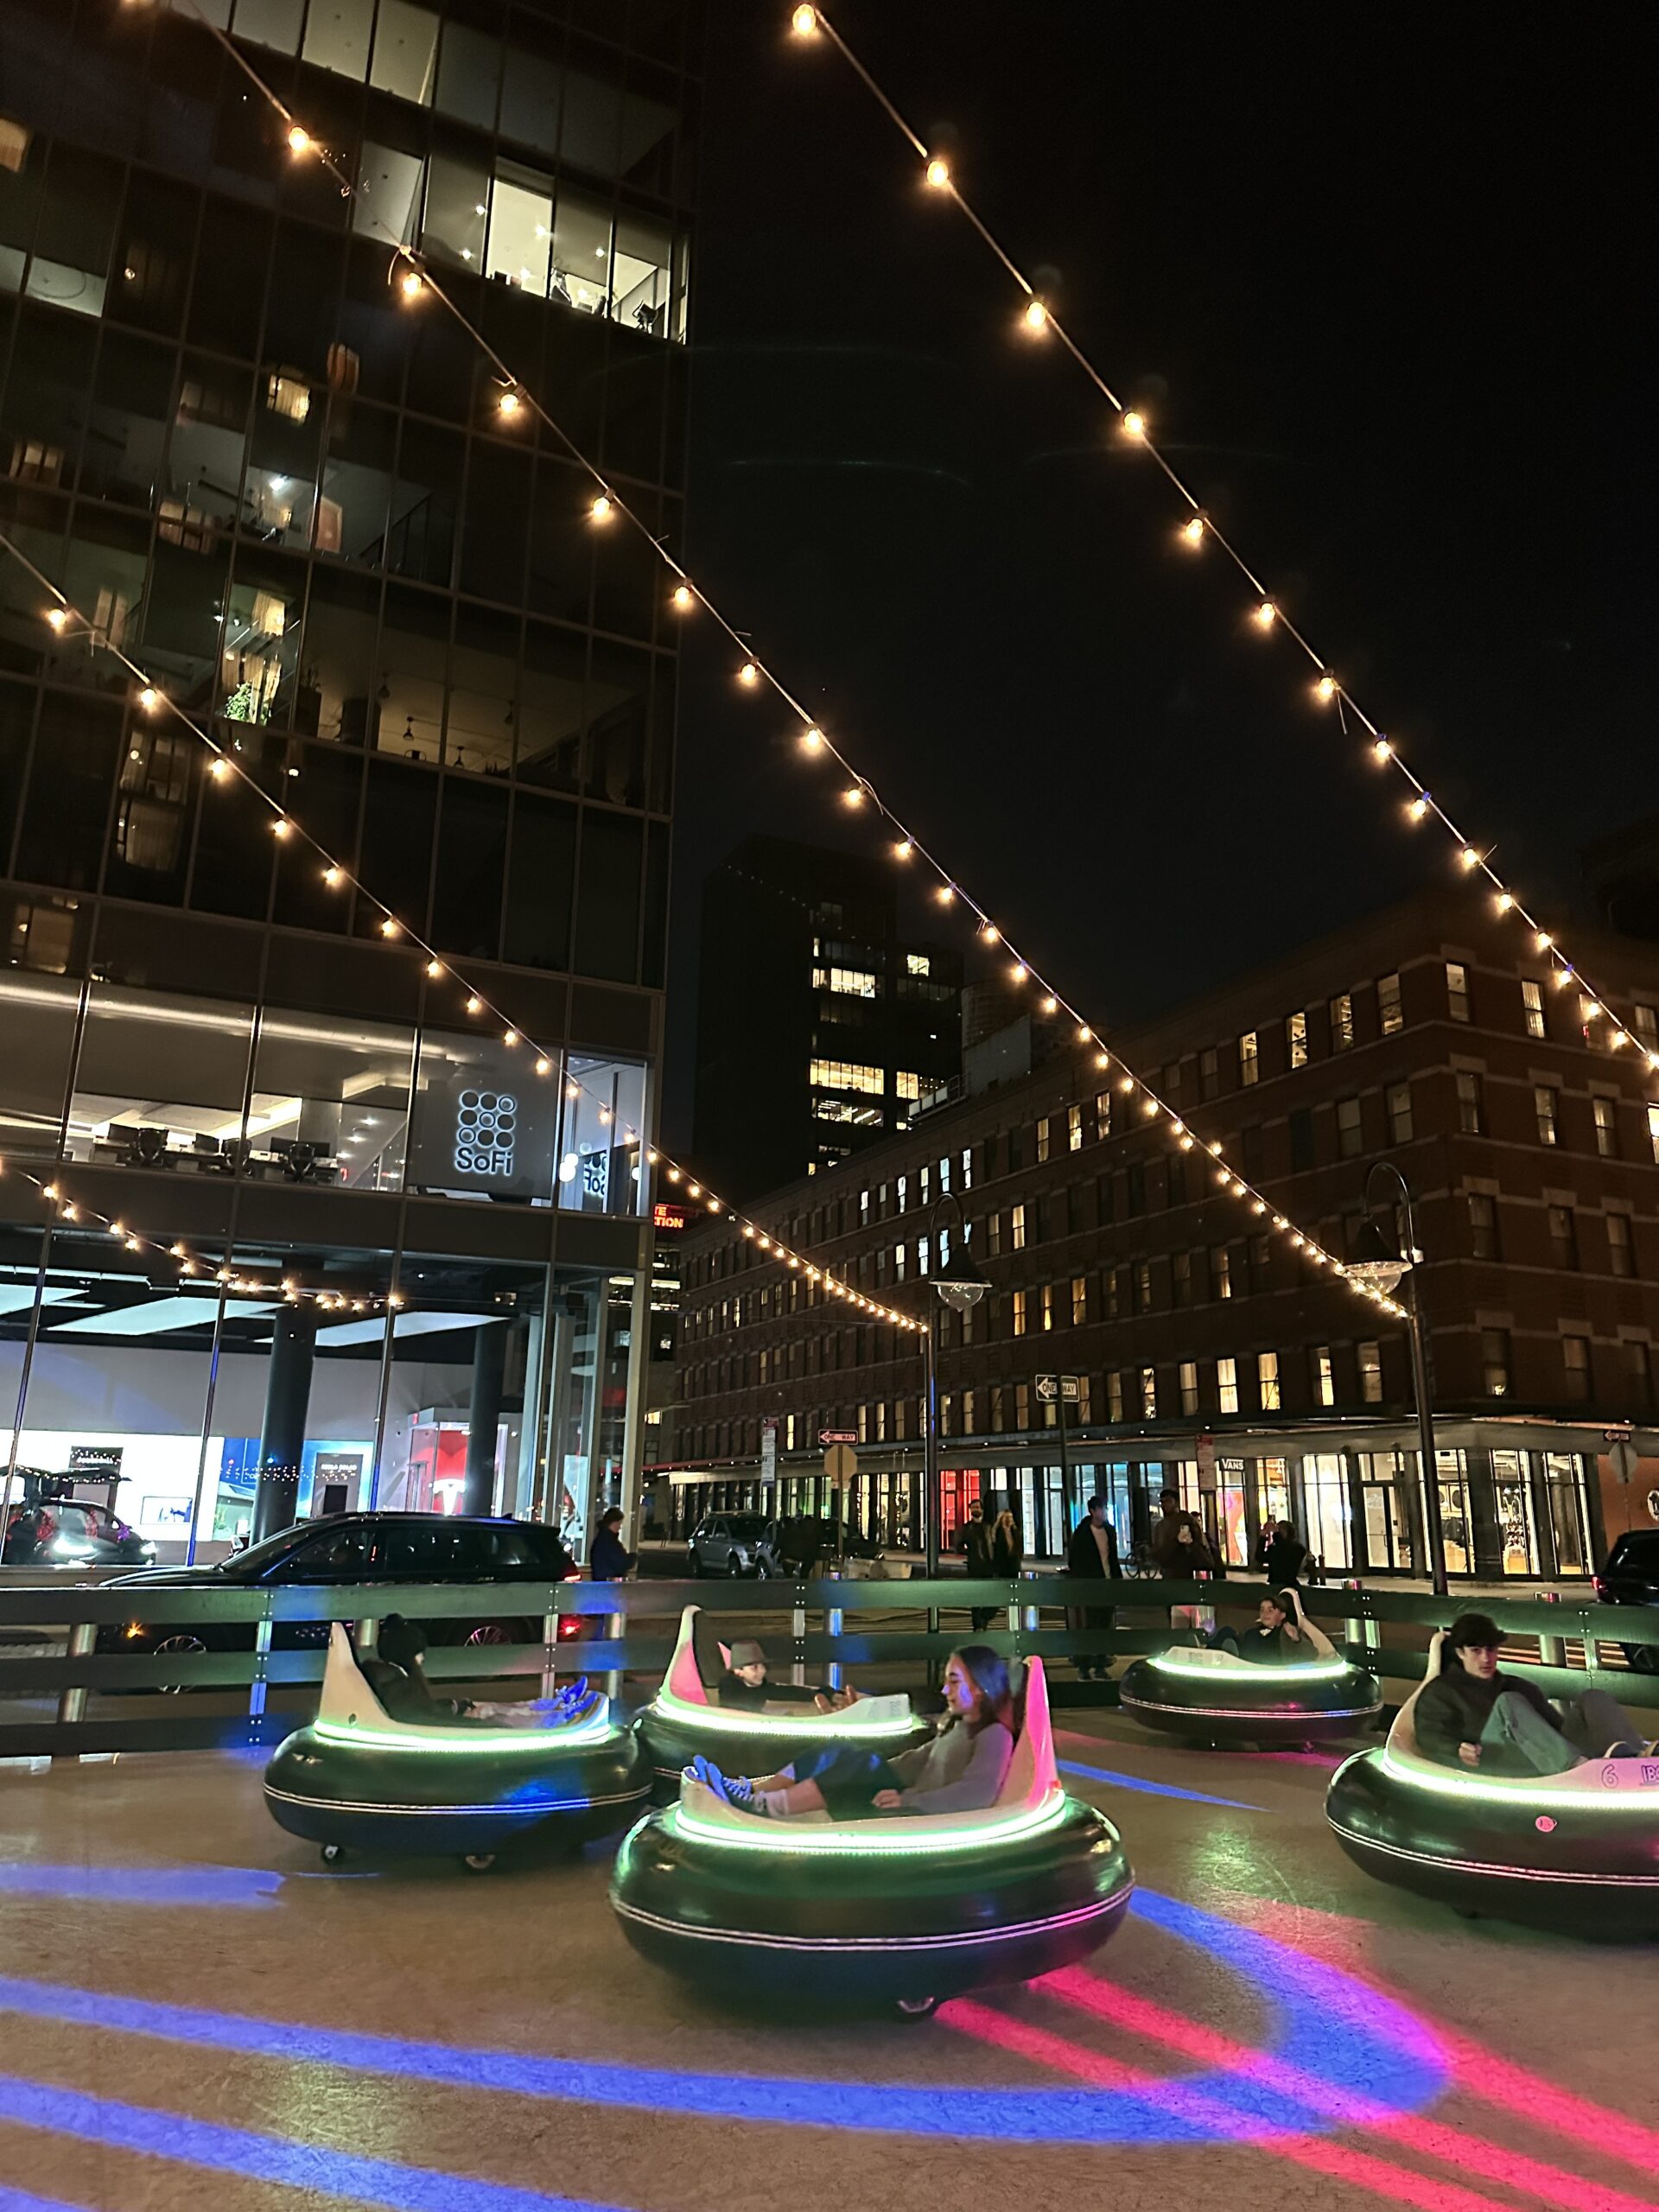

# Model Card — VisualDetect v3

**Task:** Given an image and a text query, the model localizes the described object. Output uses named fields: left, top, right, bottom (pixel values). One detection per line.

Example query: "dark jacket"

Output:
left=590, top=1527, right=636, bottom=1580
left=1263, top=1530, right=1310, bottom=1586
left=963, top=1515, right=996, bottom=1579
left=1066, top=1516, right=1120, bottom=1580
left=991, top=1520, right=1023, bottom=1577
left=1234, top=1621, right=1296, bottom=1665
left=1152, top=1511, right=1217, bottom=1577
left=1414, top=1663, right=1561, bottom=1770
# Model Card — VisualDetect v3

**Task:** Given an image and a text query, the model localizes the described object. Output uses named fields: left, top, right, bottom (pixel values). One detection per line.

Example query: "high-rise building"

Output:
left=691, top=835, right=963, bottom=1202
left=0, top=0, right=700, bottom=1554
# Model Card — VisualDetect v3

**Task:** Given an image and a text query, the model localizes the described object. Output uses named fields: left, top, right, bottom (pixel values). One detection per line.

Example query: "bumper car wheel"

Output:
left=461, top=1853, right=498, bottom=1874
left=894, top=1995, right=939, bottom=2021
left=320, top=1842, right=345, bottom=1866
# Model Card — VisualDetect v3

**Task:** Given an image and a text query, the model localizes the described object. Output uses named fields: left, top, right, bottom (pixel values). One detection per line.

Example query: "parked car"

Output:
left=96, top=1512, right=585, bottom=1688
left=1593, top=1528, right=1659, bottom=1672
left=686, top=1512, right=768, bottom=1578
left=753, top=1517, right=881, bottom=1579
left=3, top=1498, right=154, bottom=1568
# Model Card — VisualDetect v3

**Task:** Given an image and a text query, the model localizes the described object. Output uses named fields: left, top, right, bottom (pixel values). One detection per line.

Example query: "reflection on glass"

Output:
left=69, top=982, right=254, bottom=1166
left=557, top=1057, right=646, bottom=1216
left=0, top=969, right=79, bottom=1162
left=1544, top=1452, right=1590, bottom=1575
left=406, top=1029, right=558, bottom=1204
left=1491, top=1448, right=1541, bottom=1576
left=251, top=1006, right=416, bottom=1191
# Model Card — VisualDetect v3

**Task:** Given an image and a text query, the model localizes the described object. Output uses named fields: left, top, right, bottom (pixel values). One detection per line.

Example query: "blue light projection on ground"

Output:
left=0, top=2187, right=102, bottom=2212
left=1058, top=1758, right=1264, bottom=1811
left=0, top=1865, right=284, bottom=1909
left=0, top=1890, right=1446, bottom=2148
left=0, top=2077, right=632, bottom=2212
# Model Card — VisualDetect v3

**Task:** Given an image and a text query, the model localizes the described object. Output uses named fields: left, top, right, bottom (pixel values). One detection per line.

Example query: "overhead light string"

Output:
left=41, top=0, right=1408, bottom=1325
left=786, top=3, right=1659, bottom=1078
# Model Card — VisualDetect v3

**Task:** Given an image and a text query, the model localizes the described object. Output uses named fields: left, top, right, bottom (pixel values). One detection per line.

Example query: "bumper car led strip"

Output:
left=611, top=1889, right=1133, bottom=1952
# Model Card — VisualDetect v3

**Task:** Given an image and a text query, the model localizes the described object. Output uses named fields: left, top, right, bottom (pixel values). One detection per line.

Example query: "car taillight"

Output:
left=557, top=1616, right=583, bottom=1639
left=1592, top=1577, right=1608, bottom=1599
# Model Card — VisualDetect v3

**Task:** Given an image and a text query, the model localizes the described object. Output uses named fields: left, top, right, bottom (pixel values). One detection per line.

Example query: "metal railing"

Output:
left=2, top=1573, right=1654, bottom=1759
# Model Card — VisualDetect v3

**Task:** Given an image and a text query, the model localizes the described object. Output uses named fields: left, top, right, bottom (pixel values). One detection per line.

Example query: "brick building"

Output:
left=654, top=886, right=1659, bottom=1583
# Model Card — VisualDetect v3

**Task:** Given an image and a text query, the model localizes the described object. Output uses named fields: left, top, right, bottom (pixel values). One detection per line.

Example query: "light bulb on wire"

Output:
left=589, top=494, right=613, bottom=523
left=1179, top=514, right=1205, bottom=548
left=925, top=156, right=950, bottom=190
left=399, top=266, right=424, bottom=300
left=791, top=3, right=817, bottom=33
left=1022, top=297, right=1049, bottom=333
left=1252, top=600, right=1276, bottom=630
left=286, top=124, right=311, bottom=155
left=671, top=584, right=695, bottom=611
left=1121, top=410, right=1147, bottom=440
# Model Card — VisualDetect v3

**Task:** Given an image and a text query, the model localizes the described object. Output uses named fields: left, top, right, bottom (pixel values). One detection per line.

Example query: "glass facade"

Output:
left=0, top=0, right=696, bottom=1556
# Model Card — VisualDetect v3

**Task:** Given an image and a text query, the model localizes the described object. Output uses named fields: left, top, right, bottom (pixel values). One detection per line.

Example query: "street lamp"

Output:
left=1347, top=1160, right=1446, bottom=1597
left=920, top=1193, right=988, bottom=1582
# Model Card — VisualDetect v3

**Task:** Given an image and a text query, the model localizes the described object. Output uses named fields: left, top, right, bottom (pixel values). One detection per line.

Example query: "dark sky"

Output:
left=663, top=2, right=1659, bottom=1143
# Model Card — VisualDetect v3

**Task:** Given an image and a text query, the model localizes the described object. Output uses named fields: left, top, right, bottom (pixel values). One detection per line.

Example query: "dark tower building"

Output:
left=691, top=835, right=963, bottom=1204
left=0, top=0, right=701, bottom=1555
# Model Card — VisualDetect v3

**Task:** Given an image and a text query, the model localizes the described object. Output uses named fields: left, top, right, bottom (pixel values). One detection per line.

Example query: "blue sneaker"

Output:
left=690, top=1754, right=721, bottom=1789
left=718, top=1771, right=754, bottom=1808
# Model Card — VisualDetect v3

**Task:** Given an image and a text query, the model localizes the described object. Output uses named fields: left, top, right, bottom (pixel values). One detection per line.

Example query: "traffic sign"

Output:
left=823, top=1443, right=856, bottom=1483
left=760, top=1418, right=778, bottom=1483
left=819, top=1428, right=857, bottom=1445
left=1034, top=1374, right=1081, bottom=1405
left=1608, top=1438, right=1640, bottom=1485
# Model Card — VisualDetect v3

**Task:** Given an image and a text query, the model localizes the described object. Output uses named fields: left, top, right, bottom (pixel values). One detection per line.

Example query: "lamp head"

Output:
left=931, top=1245, right=989, bottom=1313
left=1347, top=1212, right=1411, bottom=1294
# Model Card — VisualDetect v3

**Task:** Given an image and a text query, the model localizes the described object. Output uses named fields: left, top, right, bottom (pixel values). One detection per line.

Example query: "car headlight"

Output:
left=51, top=1537, right=94, bottom=1559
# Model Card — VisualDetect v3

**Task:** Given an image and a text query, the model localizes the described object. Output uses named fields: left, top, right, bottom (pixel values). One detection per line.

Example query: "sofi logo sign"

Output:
left=454, top=1090, right=518, bottom=1178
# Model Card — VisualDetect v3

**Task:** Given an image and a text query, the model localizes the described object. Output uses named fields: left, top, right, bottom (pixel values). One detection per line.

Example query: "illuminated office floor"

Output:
left=2, top=1711, right=1656, bottom=2212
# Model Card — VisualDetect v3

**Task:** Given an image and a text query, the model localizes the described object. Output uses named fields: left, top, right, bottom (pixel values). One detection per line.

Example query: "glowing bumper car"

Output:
left=264, top=1624, right=650, bottom=1870
left=610, top=1656, right=1133, bottom=2015
left=1326, top=1637, right=1659, bottom=1936
left=635, top=1604, right=933, bottom=1797
left=1118, top=1592, right=1382, bottom=1748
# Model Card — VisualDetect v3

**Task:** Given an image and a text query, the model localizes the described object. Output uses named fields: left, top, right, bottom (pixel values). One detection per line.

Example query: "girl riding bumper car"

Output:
left=635, top=1604, right=932, bottom=1796
left=264, top=1621, right=650, bottom=1870
left=610, top=1648, right=1133, bottom=2015
left=1118, top=1587, right=1382, bottom=1748
left=1326, top=1624, right=1659, bottom=1935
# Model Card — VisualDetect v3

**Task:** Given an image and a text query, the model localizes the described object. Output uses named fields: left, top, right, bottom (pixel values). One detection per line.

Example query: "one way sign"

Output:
left=1035, top=1373, right=1081, bottom=1404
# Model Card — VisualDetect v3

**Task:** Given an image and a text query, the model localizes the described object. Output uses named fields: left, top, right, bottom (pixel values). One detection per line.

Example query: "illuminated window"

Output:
left=1286, top=1009, right=1307, bottom=1068
left=1535, top=1084, right=1559, bottom=1146
left=1482, top=1329, right=1511, bottom=1398
left=1213, top=1247, right=1232, bottom=1300
left=1179, top=1361, right=1199, bottom=1416
left=265, top=371, right=312, bottom=422
left=896, top=1174, right=907, bottom=1213
left=1329, top=993, right=1354, bottom=1051
left=1377, top=971, right=1403, bottom=1035
left=1010, top=1203, right=1026, bottom=1250
left=1358, top=1340, right=1382, bottom=1403
left=1140, top=1366, right=1157, bottom=1418
left=1037, top=1116, right=1051, bottom=1163
left=893, top=1243, right=906, bottom=1282
left=1014, top=1381, right=1030, bottom=1430
left=813, top=965, right=879, bottom=997
left=1067, top=1103, right=1083, bottom=1152
left=1108, top=1371, right=1125, bottom=1421
left=1012, top=1289, right=1027, bottom=1337
left=810, top=1058, right=883, bottom=1096
left=1040, top=1282, right=1054, bottom=1332
left=938, top=1154, right=951, bottom=1193
left=1313, top=1345, right=1334, bottom=1408
left=1522, top=979, right=1546, bottom=1038
left=894, top=1071, right=924, bottom=1101
left=1592, top=1096, right=1618, bottom=1158
left=1446, top=962, right=1471, bottom=1023
left=1649, top=1103, right=1659, bottom=1164
left=906, top=952, right=931, bottom=976
left=1257, top=1351, right=1280, bottom=1410
left=1095, top=1090, right=1111, bottom=1140
left=1071, top=1274, right=1087, bottom=1325
left=1238, top=1030, right=1259, bottom=1086
left=1217, top=1357, right=1238, bottom=1414
left=961, top=1145, right=974, bottom=1190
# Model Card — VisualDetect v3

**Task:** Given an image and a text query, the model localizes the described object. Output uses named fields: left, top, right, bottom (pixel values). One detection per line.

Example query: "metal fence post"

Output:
left=825, top=1570, right=843, bottom=1694
left=605, top=1593, right=625, bottom=1705
left=1537, top=1588, right=1566, bottom=1671
left=56, top=1621, right=94, bottom=1728
left=1342, top=1577, right=1380, bottom=1651
left=540, top=1607, right=559, bottom=1700
left=791, top=1586, right=807, bottom=1688
left=247, top=1610, right=272, bottom=1732
left=354, top=1617, right=376, bottom=1653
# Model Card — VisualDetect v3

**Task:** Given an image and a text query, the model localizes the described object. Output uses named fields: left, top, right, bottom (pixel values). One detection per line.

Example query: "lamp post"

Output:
left=919, top=1192, right=988, bottom=1582
left=1347, top=1160, right=1446, bottom=1598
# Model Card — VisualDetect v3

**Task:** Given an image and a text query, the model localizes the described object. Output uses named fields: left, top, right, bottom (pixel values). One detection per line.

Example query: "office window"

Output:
left=1179, top=1361, right=1199, bottom=1416
left=1633, top=1002, right=1658, bottom=1048
left=1040, top=1283, right=1055, bottom=1332
left=1173, top=1249, right=1192, bottom=1306
left=1312, top=1345, right=1335, bottom=1408
left=938, top=1154, right=951, bottom=1194
left=1548, top=1205, right=1578, bottom=1270
left=1071, top=1274, right=1088, bottom=1326
left=1562, top=1333, right=1592, bottom=1402
left=1217, top=1357, right=1239, bottom=1414
left=1624, top=1341, right=1652, bottom=1408
left=896, top=1173, right=908, bottom=1213
left=986, top=1211, right=1001, bottom=1257
left=1014, top=1382, right=1030, bottom=1429
left=809, top=1058, right=883, bottom=1096
left=1337, top=1096, right=1363, bottom=1158
left=1535, top=1086, right=1559, bottom=1146
left=1141, top=1366, right=1158, bottom=1419
left=1592, top=1096, right=1618, bottom=1159
left=1239, top=1030, right=1259, bottom=1086
left=1377, top=972, right=1403, bottom=1035
left=1482, top=1329, right=1511, bottom=1398
left=813, top=965, right=879, bottom=997
left=1468, top=1192, right=1500, bottom=1260
left=1456, top=1071, right=1484, bottom=1135
left=1066, top=1103, right=1083, bottom=1153
left=1446, top=962, right=1471, bottom=1023
left=1011, top=1202, right=1027, bottom=1251
left=1608, top=1212, right=1634, bottom=1279
left=1650, top=1103, right=1659, bottom=1165
left=1037, top=1116, right=1052, bottom=1164
left=893, top=1242, right=906, bottom=1282
left=906, top=952, right=931, bottom=976
left=1387, top=1081, right=1414, bottom=1145
left=1257, top=1351, right=1281, bottom=1411
left=1094, top=1089, right=1112, bottom=1141
left=961, top=1146, right=974, bottom=1190
left=894, top=1072, right=925, bottom=1102
left=1199, top=1046, right=1219, bottom=1099
left=1214, top=1247, right=1232, bottom=1300
left=1358, top=1340, right=1383, bottom=1403
left=1135, top=1259, right=1152, bottom=1313
left=1286, top=1010, right=1308, bottom=1069
left=1108, top=1371, right=1125, bottom=1422
left=1522, top=978, right=1547, bottom=1039
left=1012, top=1289, right=1027, bottom=1337
left=918, top=1164, right=932, bottom=1208
left=1329, top=993, right=1354, bottom=1051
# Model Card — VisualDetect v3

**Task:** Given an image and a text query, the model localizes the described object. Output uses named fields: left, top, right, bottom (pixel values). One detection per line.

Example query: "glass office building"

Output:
left=0, top=0, right=698, bottom=1554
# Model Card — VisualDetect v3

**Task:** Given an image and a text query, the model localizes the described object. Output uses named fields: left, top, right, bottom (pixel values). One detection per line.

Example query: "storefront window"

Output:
left=1359, top=1451, right=1414, bottom=1572
left=1491, top=1448, right=1541, bottom=1577
left=1435, top=1448, right=1472, bottom=1576
left=1216, top=1457, right=1249, bottom=1566
left=1300, top=1452, right=1352, bottom=1573
left=558, top=1055, right=647, bottom=1215
left=1543, top=1452, right=1591, bottom=1576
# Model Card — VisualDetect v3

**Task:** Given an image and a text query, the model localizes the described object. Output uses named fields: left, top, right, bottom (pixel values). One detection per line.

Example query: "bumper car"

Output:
left=1119, top=1589, right=1382, bottom=1748
left=1326, top=1634, right=1659, bottom=1935
left=611, top=1656, right=1133, bottom=2016
left=265, top=1624, right=650, bottom=1871
left=636, top=1604, right=933, bottom=1797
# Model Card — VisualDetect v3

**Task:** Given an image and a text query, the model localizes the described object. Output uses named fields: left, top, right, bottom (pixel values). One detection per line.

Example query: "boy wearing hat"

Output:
left=717, top=1638, right=855, bottom=1713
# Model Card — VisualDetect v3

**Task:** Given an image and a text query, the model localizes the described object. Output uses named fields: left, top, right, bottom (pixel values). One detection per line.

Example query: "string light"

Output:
left=497, top=387, right=521, bottom=417
left=1252, top=599, right=1276, bottom=630
left=1315, top=673, right=1337, bottom=702
left=137, top=685, right=160, bottom=713
left=1179, top=514, right=1205, bottom=548
left=671, top=584, right=696, bottom=611
left=893, top=838, right=912, bottom=861
left=378, top=916, right=398, bottom=938
left=285, top=123, right=311, bottom=155
left=1459, top=846, right=1480, bottom=869
left=936, top=885, right=955, bottom=904
left=208, top=758, right=229, bottom=780
left=791, top=3, right=817, bottom=32
left=466, top=995, right=482, bottom=1014
left=425, top=958, right=442, bottom=979
left=535, top=1056, right=551, bottom=1076
left=1121, top=410, right=1147, bottom=440
left=46, top=606, right=68, bottom=632
left=1021, top=297, right=1048, bottom=332
left=1408, top=795, right=1429, bottom=823
left=842, top=784, right=865, bottom=806
left=978, top=922, right=1000, bottom=944
left=925, top=156, right=950, bottom=189
left=399, top=266, right=424, bottom=300
left=270, top=818, right=290, bottom=840
left=799, top=726, right=825, bottom=752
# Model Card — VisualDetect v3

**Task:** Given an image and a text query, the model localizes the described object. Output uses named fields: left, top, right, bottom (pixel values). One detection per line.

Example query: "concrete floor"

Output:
left=3, top=1710, right=1657, bottom=2212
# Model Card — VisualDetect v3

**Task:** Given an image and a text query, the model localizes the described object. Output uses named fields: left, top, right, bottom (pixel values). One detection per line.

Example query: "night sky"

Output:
left=663, top=2, right=1659, bottom=1143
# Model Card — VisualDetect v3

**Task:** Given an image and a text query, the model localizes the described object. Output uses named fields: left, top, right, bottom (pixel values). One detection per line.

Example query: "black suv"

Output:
left=97, top=1512, right=584, bottom=1681
left=3, top=1497, right=154, bottom=1568
left=1593, top=1529, right=1659, bottom=1671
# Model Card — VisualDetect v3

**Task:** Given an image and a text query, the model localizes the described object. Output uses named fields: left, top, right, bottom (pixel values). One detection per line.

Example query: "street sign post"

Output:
left=1605, top=1430, right=1640, bottom=1485
left=819, top=1429, right=857, bottom=1446
left=1035, top=1375, right=1082, bottom=1528
left=823, top=1440, right=855, bottom=1547
left=760, top=1418, right=778, bottom=1490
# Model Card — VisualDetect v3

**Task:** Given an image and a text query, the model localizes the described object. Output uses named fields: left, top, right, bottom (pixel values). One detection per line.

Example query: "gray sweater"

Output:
left=888, top=1719, right=1014, bottom=1814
